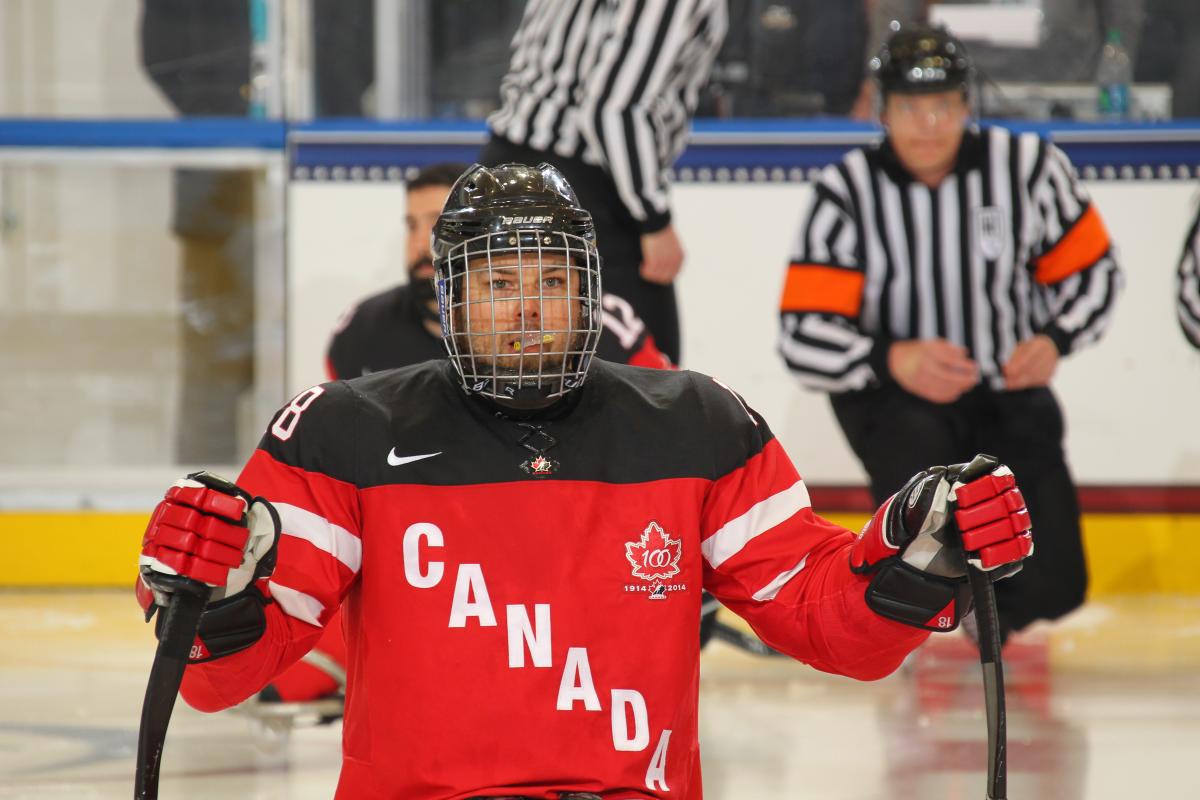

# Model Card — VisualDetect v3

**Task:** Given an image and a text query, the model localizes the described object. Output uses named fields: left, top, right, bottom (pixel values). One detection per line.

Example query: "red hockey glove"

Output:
left=950, top=456, right=1035, bottom=571
left=849, top=454, right=1033, bottom=631
left=135, top=471, right=281, bottom=662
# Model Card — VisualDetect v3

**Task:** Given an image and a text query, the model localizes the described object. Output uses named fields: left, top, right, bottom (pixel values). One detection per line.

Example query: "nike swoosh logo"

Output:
left=387, top=449, right=442, bottom=467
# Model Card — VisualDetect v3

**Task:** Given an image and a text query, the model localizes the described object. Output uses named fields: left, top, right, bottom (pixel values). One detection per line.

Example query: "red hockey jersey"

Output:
left=180, top=359, right=927, bottom=798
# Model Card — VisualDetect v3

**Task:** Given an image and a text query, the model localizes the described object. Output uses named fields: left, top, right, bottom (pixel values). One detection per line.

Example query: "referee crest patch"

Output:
left=974, top=206, right=1008, bottom=261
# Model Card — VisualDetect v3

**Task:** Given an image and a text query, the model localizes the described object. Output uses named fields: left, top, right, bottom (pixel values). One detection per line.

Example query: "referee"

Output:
left=777, top=24, right=1123, bottom=644
left=1177, top=205, right=1200, bottom=349
left=481, top=0, right=728, bottom=365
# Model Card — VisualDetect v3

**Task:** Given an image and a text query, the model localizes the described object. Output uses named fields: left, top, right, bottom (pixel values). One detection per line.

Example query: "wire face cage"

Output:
left=437, top=228, right=602, bottom=404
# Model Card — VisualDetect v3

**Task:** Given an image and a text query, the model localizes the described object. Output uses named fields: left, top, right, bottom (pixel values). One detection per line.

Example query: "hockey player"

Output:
left=268, top=162, right=677, bottom=714
left=137, top=162, right=1033, bottom=799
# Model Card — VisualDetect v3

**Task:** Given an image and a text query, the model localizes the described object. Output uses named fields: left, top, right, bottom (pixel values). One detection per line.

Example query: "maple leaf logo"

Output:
left=625, top=522, right=682, bottom=582
left=521, top=454, right=558, bottom=476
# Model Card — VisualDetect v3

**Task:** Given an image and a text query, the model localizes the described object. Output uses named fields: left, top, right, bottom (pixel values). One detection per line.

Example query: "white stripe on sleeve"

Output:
left=751, top=553, right=810, bottom=602
left=275, top=502, right=362, bottom=574
left=267, top=581, right=326, bottom=626
left=702, top=480, right=812, bottom=569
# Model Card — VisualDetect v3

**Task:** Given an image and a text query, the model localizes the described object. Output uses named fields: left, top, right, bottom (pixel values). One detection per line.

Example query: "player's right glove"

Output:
left=135, top=471, right=281, bottom=662
left=849, top=454, right=1033, bottom=631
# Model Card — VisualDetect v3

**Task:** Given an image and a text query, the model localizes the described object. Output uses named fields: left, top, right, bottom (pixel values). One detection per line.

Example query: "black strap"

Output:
left=864, top=559, right=973, bottom=631
left=153, top=584, right=270, bottom=663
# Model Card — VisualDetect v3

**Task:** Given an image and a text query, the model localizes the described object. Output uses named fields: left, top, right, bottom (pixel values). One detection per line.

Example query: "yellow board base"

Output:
left=2, top=512, right=147, bottom=588
left=810, top=512, right=1200, bottom=597
left=3, top=511, right=1199, bottom=595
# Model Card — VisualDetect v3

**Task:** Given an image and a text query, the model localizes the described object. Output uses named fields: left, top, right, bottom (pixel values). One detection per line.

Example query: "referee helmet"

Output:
left=871, top=22, right=972, bottom=97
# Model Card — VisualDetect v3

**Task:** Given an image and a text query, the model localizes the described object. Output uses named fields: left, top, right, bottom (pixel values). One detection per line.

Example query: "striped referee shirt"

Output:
left=778, top=127, right=1123, bottom=393
left=1178, top=207, right=1200, bottom=349
left=488, top=0, right=727, bottom=232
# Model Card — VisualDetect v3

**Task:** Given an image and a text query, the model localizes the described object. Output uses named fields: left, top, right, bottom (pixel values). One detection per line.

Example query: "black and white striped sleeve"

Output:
left=1028, top=142, right=1124, bottom=355
left=1178, top=208, right=1200, bottom=350
left=574, top=0, right=719, bottom=233
left=777, top=166, right=883, bottom=392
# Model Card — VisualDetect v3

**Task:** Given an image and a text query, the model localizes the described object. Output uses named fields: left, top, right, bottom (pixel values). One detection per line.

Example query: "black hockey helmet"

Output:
left=871, top=22, right=972, bottom=97
left=432, top=162, right=603, bottom=407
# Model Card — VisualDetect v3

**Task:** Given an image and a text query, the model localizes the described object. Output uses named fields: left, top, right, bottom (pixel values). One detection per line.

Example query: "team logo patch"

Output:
left=624, top=522, right=686, bottom=600
left=974, top=206, right=1009, bottom=261
left=521, top=454, right=558, bottom=476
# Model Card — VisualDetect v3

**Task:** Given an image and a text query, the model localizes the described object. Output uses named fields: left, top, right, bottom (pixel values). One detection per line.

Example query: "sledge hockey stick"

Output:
left=135, top=579, right=212, bottom=799
left=967, top=564, right=1007, bottom=800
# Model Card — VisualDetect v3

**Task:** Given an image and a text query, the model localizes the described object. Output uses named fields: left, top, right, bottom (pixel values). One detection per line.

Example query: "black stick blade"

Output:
left=968, top=565, right=1007, bottom=800
left=134, top=588, right=209, bottom=800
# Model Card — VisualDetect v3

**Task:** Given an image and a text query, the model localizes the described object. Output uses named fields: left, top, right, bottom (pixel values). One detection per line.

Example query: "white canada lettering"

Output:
left=556, top=647, right=601, bottom=711
left=402, top=523, right=444, bottom=588
left=400, top=527, right=664, bottom=765
left=611, top=689, right=650, bottom=751
left=448, top=564, right=497, bottom=627
left=645, top=729, right=672, bottom=791
left=506, top=604, right=552, bottom=668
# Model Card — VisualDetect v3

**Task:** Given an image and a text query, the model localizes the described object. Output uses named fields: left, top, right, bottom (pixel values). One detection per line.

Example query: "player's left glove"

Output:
left=849, top=454, right=1033, bottom=631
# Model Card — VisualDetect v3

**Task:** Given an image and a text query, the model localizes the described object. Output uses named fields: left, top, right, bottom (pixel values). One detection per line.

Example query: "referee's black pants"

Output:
left=479, top=136, right=682, bottom=364
left=831, top=383, right=1087, bottom=635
